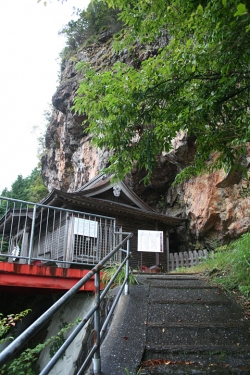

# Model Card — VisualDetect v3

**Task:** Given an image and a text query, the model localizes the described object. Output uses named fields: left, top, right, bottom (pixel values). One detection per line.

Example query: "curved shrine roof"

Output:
left=42, top=174, right=186, bottom=226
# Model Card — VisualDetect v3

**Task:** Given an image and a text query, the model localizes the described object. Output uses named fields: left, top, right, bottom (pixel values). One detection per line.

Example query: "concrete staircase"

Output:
left=100, top=274, right=250, bottom=375
left=139, top=275, right=250, bottom=375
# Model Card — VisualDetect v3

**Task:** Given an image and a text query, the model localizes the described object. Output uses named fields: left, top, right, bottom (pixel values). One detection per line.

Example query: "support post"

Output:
left=28, top=204, right=37, bottom=265
left=93, top=270, right=101, bottom=374
left=19, top=226, right=30, bottom=264
left=166, top=230, right=169, bottom=273
left=124, top=238, right=130, bottom=295
left=155, top=222, right=159, bottom=266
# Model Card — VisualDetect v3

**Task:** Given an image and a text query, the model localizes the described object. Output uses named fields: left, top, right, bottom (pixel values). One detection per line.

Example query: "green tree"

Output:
left=59, top=0, right=123, bottom=61
left=26, top=168, right=48, bottom=202
left=0, top=168, right=48, bottom=204
left=7, top=175, right=30, bottom=202
left=73, top=0, right=250, bottom=183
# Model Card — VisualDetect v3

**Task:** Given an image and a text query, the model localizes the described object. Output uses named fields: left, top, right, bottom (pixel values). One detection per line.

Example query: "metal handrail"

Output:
left=0, top=231, right=133, bottom=375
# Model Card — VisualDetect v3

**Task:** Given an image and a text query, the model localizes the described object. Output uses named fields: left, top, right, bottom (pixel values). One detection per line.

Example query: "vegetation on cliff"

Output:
left=73, top=0, right=250, bottom=183
left=59, top=0, right=123, bottom=62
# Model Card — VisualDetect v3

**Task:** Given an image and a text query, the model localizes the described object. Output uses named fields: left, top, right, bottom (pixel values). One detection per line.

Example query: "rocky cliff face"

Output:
left=42, top=31, right=170, bottom=192
left=184, top=156, right=250, bottom=242
left=41, top=34, right=250, bottom=251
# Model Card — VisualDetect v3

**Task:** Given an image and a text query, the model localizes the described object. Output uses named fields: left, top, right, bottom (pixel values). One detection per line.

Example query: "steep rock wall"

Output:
left=184, top=149, right=250, bottom=242
left=42, top=32, right=170, bottom=192
left=41, top=35, right=250, bottom=249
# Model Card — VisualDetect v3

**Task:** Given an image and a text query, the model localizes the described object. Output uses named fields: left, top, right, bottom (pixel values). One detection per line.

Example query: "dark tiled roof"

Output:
left=43, top=189, right=185, bottom=226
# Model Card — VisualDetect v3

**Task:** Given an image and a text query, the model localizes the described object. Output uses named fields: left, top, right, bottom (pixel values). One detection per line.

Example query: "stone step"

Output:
left=139, top=275, right=250, bottom=375
left=151, top=299, right=232, bottom=304
left=149, top=286, right=232, bottom=302
left=139, top=360, right=250, bottom=375
left=148, top=281, right=227, bottom=290
left=151, top=285, right=220, bottom=289
left=148, top=321, right=246, bottom=328
left=141, top=346, right=250, bottom=375
left=144, top=344, right=250, bottom=356
left=146, top=326, right=250, bottom=351
left=140, top=275, right=210, bottom=288
left=141, top=274, right=203, bottom=279
left=148, top=302, right=243, bottom=324
left=100, top=276, right=250, bottom=375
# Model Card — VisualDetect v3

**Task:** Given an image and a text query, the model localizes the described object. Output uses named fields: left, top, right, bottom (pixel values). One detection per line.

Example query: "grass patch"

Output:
left=102, top=262, right=139, bottom=287
left=173, top=232, right=250, bottom=299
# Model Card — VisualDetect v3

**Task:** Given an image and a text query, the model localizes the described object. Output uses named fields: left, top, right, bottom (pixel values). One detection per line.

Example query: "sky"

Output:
left=0, top=0, right=90, bottom=191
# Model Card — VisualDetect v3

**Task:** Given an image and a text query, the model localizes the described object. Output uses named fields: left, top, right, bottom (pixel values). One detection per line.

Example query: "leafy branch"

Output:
left=0, top=312, right=81, bottom=375
left=0, top=310, right=31, bottom=345
left=73, top=0, right=250, bottom=182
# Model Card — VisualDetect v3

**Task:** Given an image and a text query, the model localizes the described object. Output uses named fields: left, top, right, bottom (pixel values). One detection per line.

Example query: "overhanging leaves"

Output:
left=73, top=0, right=250, bottom=182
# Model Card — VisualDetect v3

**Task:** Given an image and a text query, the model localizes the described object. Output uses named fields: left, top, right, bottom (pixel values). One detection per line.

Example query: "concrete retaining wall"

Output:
left=38, top=293, right=95, bottom=375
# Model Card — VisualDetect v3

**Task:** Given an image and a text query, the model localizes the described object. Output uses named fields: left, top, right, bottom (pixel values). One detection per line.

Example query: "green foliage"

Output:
left=27, top=169, right=48, bottom=203
left=73, top=0, right=250, bottom=183
left=102, top=262, right=138, bottom=286
left=0, top=168, right=48, bottom=205
left=59, top=8, right=88, bottom=53
left=0, top=311, right=81, bottom=375
left=124, top=368, right=141, bottom=375
left=0, top=235, right=9, bottom=255
left=0, top=310, right=31, bottom=346
left=59, top=0, right=123, bottom=60
left=177, top=232, right=250, bottom=298
left=49, top=310, right=69, bottom=359
left=214, top=232, right=250, bottom=297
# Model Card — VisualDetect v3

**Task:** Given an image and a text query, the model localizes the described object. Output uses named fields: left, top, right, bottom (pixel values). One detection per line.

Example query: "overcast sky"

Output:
left=0, top=0, right=90, bottom=191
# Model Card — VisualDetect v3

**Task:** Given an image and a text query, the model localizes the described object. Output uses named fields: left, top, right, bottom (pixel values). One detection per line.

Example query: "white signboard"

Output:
left=137, top=230, right=164, bottom=253
left=74, top=218, right=98, bottom=238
